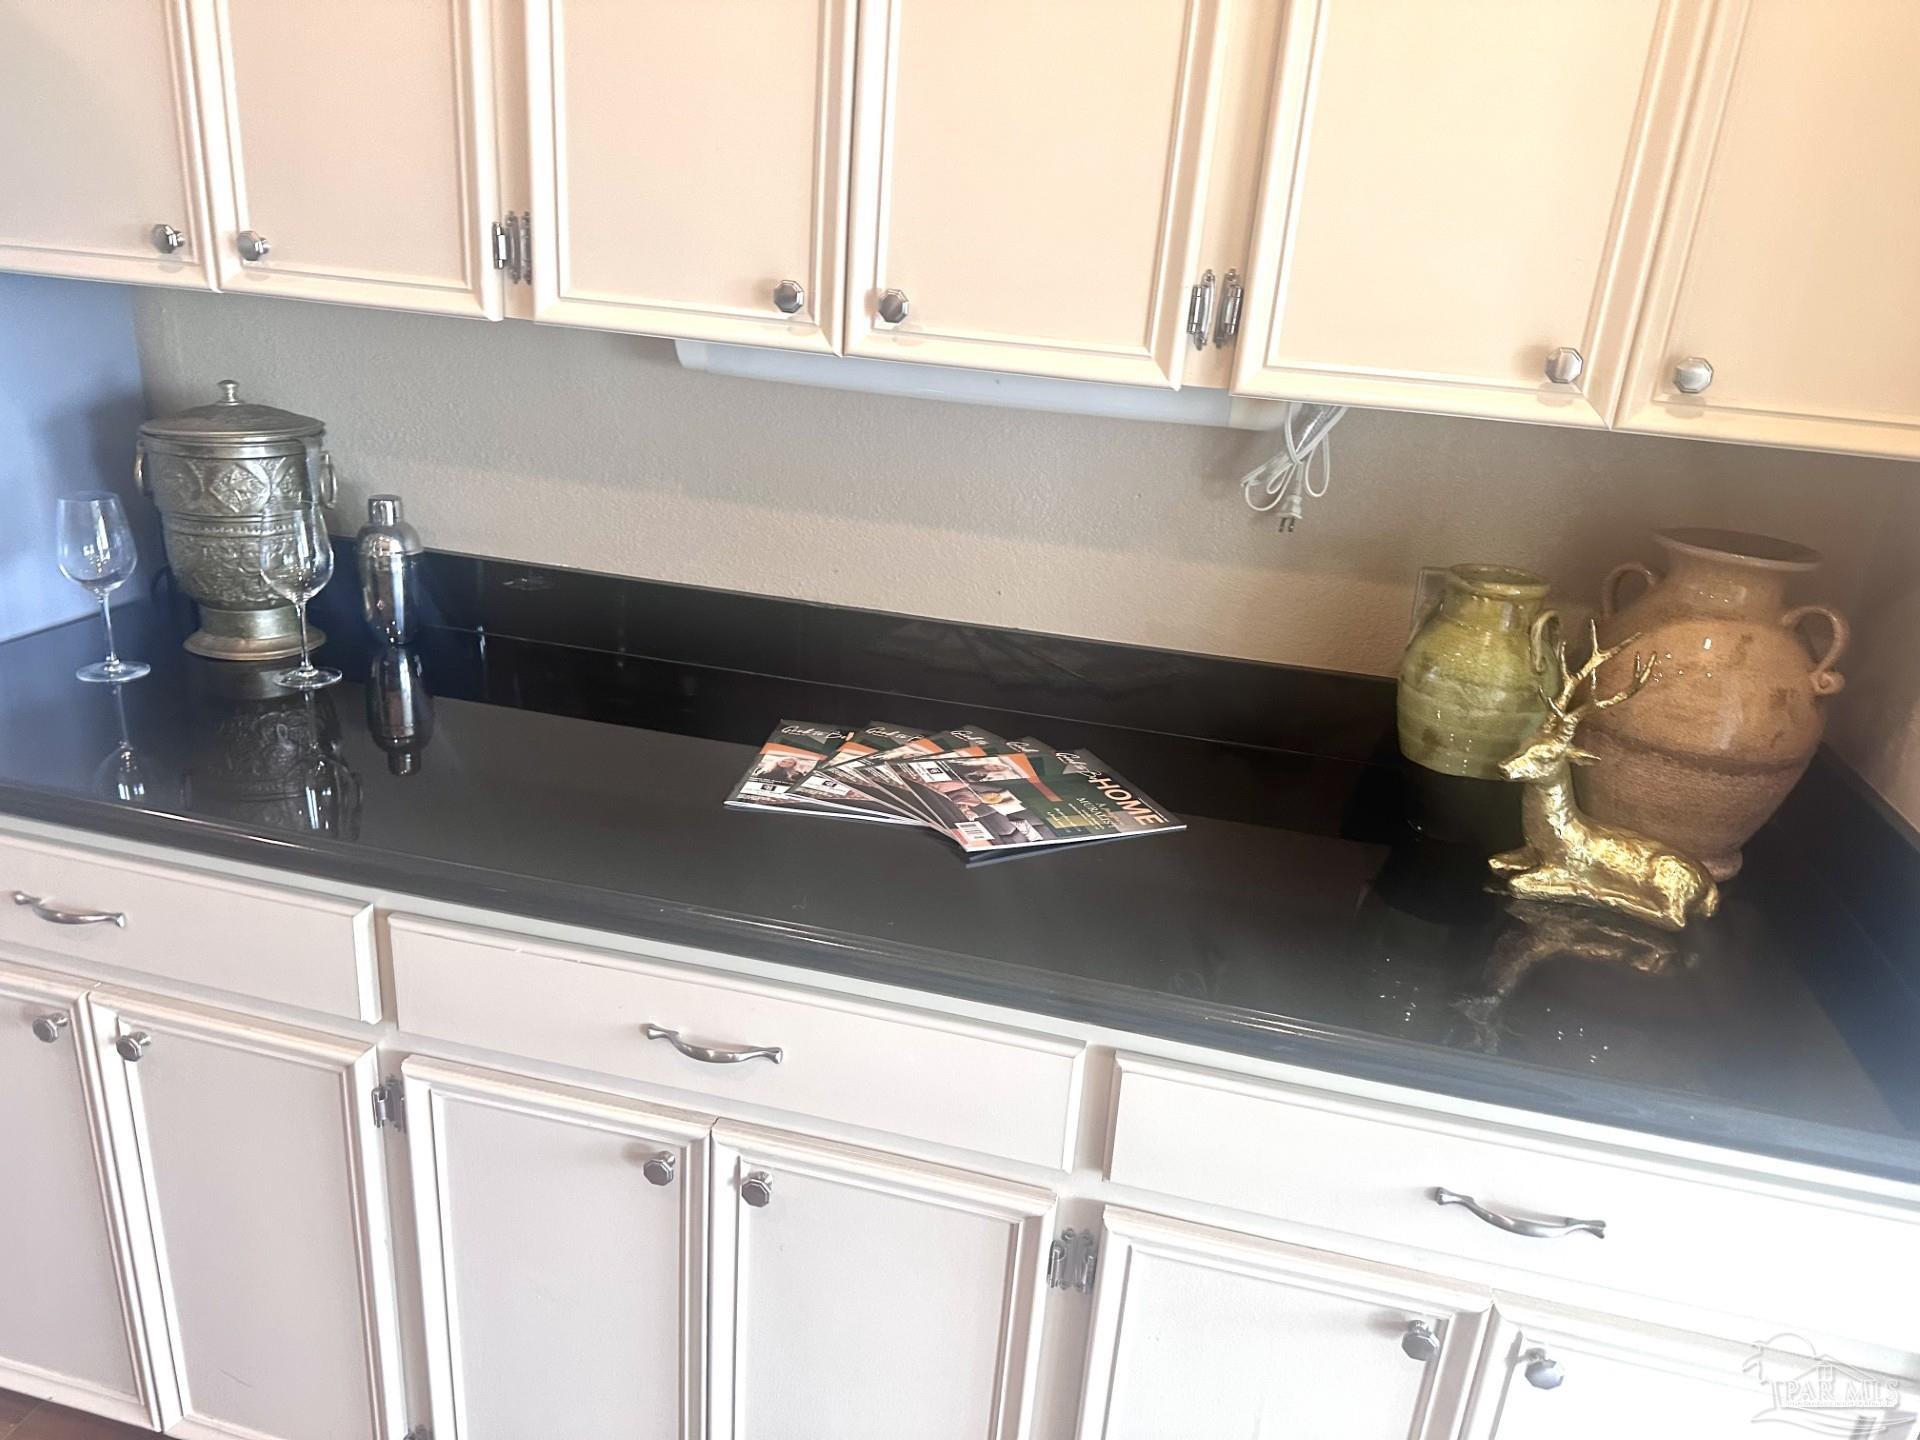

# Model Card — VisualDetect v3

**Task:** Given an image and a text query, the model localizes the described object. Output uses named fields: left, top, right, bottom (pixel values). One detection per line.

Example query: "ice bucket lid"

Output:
left=139, top=380, right=323, bottom=448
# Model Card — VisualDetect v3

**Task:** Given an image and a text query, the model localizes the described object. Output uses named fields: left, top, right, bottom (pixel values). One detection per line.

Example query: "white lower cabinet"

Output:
left=1075, top=1208, right=1483, bottom=1440
left=404, top=1058, right=712, bottom=1440
left=0, top=962, right=153, bottom=1425
left=709, top=1121, right=1055, bottom=1440
left=1458, top=1303, right=1917, bottom=1440
left=89, top=987, right=404, bottom=1440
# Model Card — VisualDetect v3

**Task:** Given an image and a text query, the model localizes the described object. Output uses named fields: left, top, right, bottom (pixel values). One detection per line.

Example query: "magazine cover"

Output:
left=893, top=748, right=1184, bottom=853
left=723, top=721, right=854, bottom=814
left=830, top=726, right=1006, bottom=828
left=790, top=721, right=935, bottom=825
left=825, top=722, right=928, bottom=769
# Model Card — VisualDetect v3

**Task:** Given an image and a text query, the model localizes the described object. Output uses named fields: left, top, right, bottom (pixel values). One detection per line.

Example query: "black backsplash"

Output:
left=312, top=541, right=1404, bottom=764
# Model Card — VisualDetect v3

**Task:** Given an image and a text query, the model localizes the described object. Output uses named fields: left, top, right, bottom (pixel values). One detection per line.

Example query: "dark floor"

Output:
left=0, top=1391, right=148, bottom=1439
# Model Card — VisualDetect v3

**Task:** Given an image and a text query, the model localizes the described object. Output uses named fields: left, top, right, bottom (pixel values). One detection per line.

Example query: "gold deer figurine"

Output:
left=1490, top=623, right=1720, bottom=931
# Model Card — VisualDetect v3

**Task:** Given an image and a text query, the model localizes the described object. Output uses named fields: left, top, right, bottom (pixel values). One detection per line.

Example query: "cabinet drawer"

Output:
left=0, top=833, right=377, bottom=1021
left=1107, top=1055, right=1920, bottom=1343
left=389, top=915, right=1083, bottom=1169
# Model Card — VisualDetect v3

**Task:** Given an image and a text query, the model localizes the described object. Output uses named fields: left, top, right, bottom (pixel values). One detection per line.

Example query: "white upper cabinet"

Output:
left=0, top=963, right=153, bottom=1426
left=1232, top=0, right=1708, bottom=426
left=844, top=0, right=1224, bottom=386
left=525, top=0, right=855, bottom=351
left=0, top=1, right=212, bottom=289
left=709, top=1122, right=1054, bottom=1440
left=1076, top=1209, right=1483, bottom=1440
left=405, top=1059, right=711, bottom=1440
left=90, top=988, right=404, bottom=1440
left=1616, top=1, right=1920, bottom=460
left=188, top=0, right=501, bottom=316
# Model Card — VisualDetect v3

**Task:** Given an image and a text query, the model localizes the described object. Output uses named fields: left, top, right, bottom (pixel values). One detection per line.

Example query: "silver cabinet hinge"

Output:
left=1047, top=1228, right=1098, bottom=1293
left=1185, top=269, right=1216, bottom=351
left=1213, top=267, right=1243, bottom=347
left=490, top=212, right=531, bottom=285
left=371, top=1076, right=406, bottom=1132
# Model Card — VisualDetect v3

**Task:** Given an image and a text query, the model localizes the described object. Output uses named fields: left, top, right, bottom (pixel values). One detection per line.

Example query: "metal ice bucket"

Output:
left=136, top=380, right=336, bottom=660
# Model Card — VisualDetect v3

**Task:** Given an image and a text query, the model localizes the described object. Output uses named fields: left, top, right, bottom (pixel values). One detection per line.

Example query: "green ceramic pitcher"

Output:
left=1397, top=565, right=1558, bottom=780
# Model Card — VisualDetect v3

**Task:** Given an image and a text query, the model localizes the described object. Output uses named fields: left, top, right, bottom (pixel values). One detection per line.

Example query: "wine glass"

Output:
left=258, top=502, right=340, bottom=690
left=56, top=492, right=150, bottom=684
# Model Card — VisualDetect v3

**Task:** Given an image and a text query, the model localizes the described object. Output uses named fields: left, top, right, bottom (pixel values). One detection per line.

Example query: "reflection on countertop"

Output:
left=0, top=574, right=1913, bottom=1181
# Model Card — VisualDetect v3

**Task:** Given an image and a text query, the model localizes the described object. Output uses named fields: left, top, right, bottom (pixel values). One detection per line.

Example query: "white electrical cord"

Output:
left=1240, top=401, right=1348, bottom=527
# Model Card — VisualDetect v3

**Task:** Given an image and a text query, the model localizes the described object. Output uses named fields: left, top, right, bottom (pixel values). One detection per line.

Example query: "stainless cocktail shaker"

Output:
left=355, top=495, right=423, bottom=644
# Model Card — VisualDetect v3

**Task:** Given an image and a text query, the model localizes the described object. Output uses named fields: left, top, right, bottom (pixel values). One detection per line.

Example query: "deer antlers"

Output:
left=1541, top=620, right=1656, bottom=720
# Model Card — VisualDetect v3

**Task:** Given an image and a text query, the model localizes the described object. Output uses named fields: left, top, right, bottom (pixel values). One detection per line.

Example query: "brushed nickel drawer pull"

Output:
left=12, top=891, right=126, bottom=928
left=641, top=1023, right=782, bottom=1066
left=1431, top=1186, right=1605, bottom=1239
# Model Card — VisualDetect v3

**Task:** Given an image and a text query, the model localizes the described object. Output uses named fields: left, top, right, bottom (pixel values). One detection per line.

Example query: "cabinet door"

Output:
left=1459, top=1304, right=1919, bottom=1440
left=1615, top=2, right=1920, bottom=459
left=189, top=0, right=501, bottom=316
left=1232, top=0, right=1708, bottom=425
left=1076, top=1208, right=1483, bottom=1440
left=90, top=988, right=404, bottom=1440
left=709, top=1122, right=1054, bottom=1440
left=0, top=963, right=154, bottom=1426
left=0, top=1, right=213, bottom=288
left=405, top=1059, right=711, bottom=1440
left=844, top=0, right=1223, bottom=386
left=526, top=0, right=855, bottom=352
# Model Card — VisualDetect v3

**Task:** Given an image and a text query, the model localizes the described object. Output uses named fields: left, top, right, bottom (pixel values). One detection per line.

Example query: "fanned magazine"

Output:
left=727, top=722, right=1184, bottom=857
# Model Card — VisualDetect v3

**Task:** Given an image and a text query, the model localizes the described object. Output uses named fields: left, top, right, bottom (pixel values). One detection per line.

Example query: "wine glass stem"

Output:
left=294, top=599, right=312, bottom=673
left=99, top=595, right=120, bottom=668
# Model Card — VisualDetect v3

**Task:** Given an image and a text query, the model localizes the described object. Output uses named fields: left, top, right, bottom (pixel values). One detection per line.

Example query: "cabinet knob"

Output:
left=150, top=223, right=185, bottom=255
left=773, top=279, right=806, bottom=315
left=237, top=230, right=272, bottom=263
left=1672, top=356, right=1714, bottom=394
left=741, top=1170, right=774, bottom=1208
left=1543, top=346, right=1584, bottom=385
left=877, top=288, right=909, bottom=325
left=115, top=1030, right=152, bottom=1063
left=1400, top=1319, right=1441, bottom=1363
left=31, top=1013, right=71, bottom=1044
left=1522, top=1348, right=1564, bottom=1390
left=642, top=1152, right=677, bottom=1187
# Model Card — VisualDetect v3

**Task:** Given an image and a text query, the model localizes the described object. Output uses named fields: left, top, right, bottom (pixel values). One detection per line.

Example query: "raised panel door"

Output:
left=526, top=0, right=854, bottom=350
left=405, top=1058, right=711, bottom=1440
left=1232, top=0, right=1708, bottom=426
left=191, top=0, right=500, bottom=316
left=1459, top=1306, right=1919, bottom=1440
left=709, top=1122, right=1054, bottom=1440
left=1076, top=1208, right=1483, bottom=1440
left=0, top=1, right=212, bottom=288
left=1616, top=1, right=1920, bottom=459
left=845, top=0, right=1223, bottom=386
left=90, top=988, right=404, bottom=1440
left=0, top=962, right=153, bottom=1425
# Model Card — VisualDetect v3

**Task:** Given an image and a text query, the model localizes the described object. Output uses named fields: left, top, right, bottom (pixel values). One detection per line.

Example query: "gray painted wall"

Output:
left=131, top=288, right=1920, bottom=825
left=0, top=274, right=147, bottom=642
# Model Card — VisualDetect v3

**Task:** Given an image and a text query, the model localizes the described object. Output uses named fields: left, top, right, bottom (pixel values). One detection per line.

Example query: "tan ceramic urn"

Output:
left=1578, top=528, right=1848, bottom=880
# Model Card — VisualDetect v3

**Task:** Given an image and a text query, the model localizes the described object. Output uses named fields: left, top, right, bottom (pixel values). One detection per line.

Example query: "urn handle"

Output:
left=1600, top=561, right=1659, bottom=617
left=1781, top=605, right=1849, bottom=696
left=133, top=443, right=149, bottom=497
left=1528, top=608, right=1563, bottom=684
left=306, top=447, right=339, bottom=508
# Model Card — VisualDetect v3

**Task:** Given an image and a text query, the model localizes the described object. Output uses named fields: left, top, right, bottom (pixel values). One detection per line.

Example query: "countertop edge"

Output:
left=4, top=780, right=1917, bottom=1187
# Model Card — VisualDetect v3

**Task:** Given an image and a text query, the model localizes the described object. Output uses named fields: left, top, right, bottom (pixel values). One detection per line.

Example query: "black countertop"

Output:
left=2, top=559, right=1915, bottom=1183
